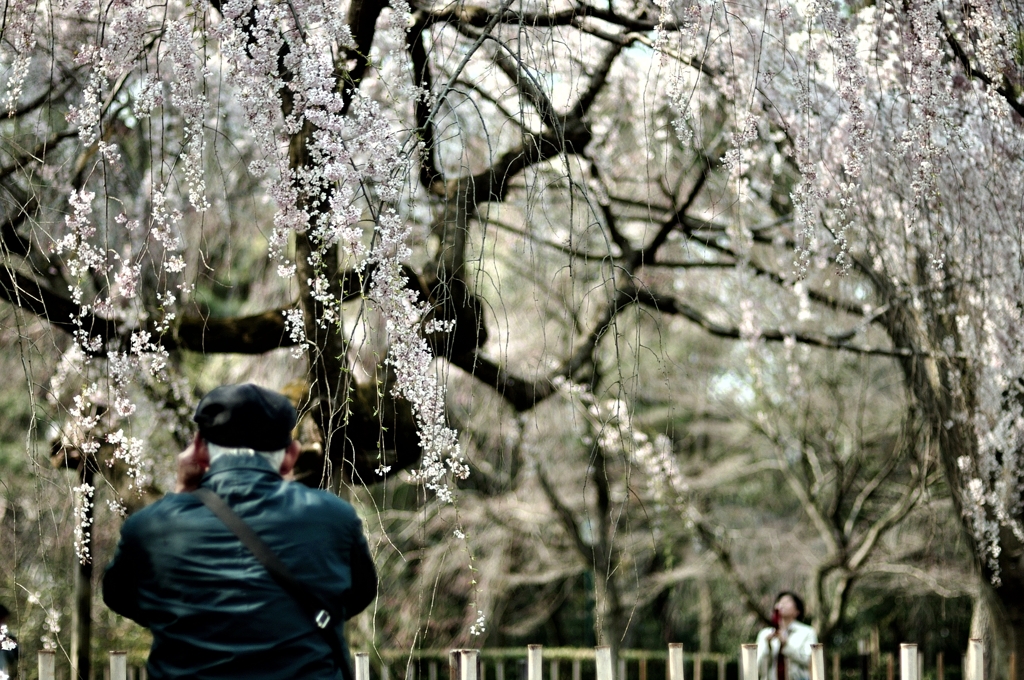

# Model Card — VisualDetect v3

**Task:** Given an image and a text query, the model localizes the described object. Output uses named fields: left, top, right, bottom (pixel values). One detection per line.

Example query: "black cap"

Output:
left=193, top=384, right=297, bottom=451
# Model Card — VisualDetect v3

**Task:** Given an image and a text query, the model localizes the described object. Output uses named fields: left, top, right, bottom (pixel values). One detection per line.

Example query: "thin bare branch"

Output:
left=536, top=462, right=592, bottom=560
left=631, top=287, right=917, bottom=357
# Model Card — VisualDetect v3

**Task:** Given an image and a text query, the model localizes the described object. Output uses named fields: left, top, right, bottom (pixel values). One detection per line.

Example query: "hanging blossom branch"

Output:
left=368, top=209, right=468, bottom=500
left=73, top=481, right=95, bottom=564
left=39, top=0, right=201, bottom=527
left=210, top=0, right=474, bottom=498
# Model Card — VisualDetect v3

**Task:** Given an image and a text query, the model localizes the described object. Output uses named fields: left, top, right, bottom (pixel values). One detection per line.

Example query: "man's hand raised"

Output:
left=175, top=434, right=210, bottom=493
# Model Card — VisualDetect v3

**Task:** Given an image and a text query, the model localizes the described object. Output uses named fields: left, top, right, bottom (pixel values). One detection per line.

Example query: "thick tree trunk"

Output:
left=591, top=449, right=625, bottom=672
left=880, top=284, right=1024, bottom=680
left=71, top=558, right=92, bottom=680
left=699, top=579, right=713, bottom=653
left=970, top=578, right=1024, bottom=680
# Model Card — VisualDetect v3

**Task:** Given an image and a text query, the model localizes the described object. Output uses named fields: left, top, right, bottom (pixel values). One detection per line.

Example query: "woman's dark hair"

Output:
left=774, top=591, right=805, bottom=620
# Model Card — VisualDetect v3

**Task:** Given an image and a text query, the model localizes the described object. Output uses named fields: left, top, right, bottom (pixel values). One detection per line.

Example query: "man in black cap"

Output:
left=103, top=383, right=377, bottom=679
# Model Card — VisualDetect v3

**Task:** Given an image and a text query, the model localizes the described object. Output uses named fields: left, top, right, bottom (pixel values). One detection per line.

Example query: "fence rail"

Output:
left=31, top=640, right=987, bottom=680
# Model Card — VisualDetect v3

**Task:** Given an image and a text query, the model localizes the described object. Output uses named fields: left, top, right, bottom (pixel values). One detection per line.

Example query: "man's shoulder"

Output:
left=121, top=492, right=200, bottom=532
left=281, top=483, right=361, bottom=521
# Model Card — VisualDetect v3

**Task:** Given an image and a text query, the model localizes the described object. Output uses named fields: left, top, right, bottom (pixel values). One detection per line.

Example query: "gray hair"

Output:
left=207, top=442, right=286, bottom=472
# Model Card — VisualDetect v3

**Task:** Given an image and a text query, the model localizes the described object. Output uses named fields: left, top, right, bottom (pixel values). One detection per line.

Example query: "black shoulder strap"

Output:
left=193, top=487, right=355, bottom=680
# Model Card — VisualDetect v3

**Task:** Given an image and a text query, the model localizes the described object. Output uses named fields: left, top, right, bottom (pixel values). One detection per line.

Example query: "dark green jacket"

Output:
left=103, top=454, right=377, bottom=679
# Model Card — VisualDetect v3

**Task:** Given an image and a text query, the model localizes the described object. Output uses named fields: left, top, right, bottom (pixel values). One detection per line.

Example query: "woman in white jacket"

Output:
left=756, top=592, right=817, bottom=680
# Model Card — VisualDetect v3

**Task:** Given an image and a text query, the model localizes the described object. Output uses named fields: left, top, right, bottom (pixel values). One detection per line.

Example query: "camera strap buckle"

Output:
left=315, top=610, right=332, bottom=629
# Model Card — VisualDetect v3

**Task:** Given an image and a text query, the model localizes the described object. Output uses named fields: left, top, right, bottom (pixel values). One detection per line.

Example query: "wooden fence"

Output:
left=372, top=646, right=732, bottom=680
left=30, top=641, right=987, bottom=680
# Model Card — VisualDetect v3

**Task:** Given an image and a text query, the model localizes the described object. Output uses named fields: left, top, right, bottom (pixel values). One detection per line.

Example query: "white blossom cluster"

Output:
left=67, top=383, right=102, bottom=459
left=73, top=482, right=95, bottom=565
left=52, top=190, right=104, bottom=285
left=369, top=209, right=468, bottom=503
left=214, top=0, right=409, bottom=271
left=1, top=0, right=36, bottom=116
left=0, top=624, right=16, bottom=652
left=107, top=429, right=149, bottom=492
left=107, top=498, right=128, bottom=517
left=65, top=2, right=148, bottom=146
left=284, top=307, right=308, bottom=359
left=165, top=19, right=210, bottom=211
left=132, top=75, right=164, bottom=118
left=374, top=0, right=418, bottom=101
left=469, top=609, right=487, bottom=636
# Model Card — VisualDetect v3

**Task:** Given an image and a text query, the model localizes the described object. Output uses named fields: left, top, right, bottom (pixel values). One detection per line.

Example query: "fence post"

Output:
left=741, top=644, right=758, bottom=680
left=462, top=650, right=480, bottom=680
left=382, top=661, right=391, bottom=680
left=967, top=639, right=985, bottom=680
left=668, top=644, right=685, bottom=680
left=552, top=659, right=561, bottom=680
left=109, top=651, right=128, bottom=680
left=719, top=656, right=726, bottom=680
left=573, top=659, right=582, bottom=680
left=695, top=654, right=702, bottom=680
left=452, top=650, right=462, bottom=680
left=833, top=652, right=840, bottom=680
left=356, top=653, right=371, bottom=680
left=529, top=645, right=543, bottom=680
left=937, top=652, right=944, bottom=680
left=597, top=647, right=614, bottom=680
left=900, top=644, right=918, bottom=680
left=811, top=644, right=826, bottom=680
left=39, top=650, right=56, bottom=680
left=110, top=651, right=128, bottom=680
left=620, top=657, right=627, bottom=680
